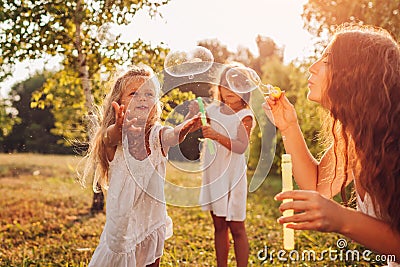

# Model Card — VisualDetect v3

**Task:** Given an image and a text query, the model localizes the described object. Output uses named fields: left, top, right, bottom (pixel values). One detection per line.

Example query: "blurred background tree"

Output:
left=0, top=0, right=171, bottom=212
left=303, top=0, right=400, bottom=53
left=2, top=73, right=72, bottom=154
left=0, top=97, right=20, bottom=144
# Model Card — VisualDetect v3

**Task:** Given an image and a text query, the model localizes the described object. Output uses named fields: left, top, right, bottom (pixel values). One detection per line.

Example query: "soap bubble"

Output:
left=226, top=66, right=261, bottom=93
left=226, top=66, right=283, bottom=97
left=164, top=46, right=214, bottom=77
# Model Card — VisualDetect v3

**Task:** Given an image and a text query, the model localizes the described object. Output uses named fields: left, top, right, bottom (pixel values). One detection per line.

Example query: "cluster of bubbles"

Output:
left=163, top=46, right=279, bottom=95
left=121, top=46, right=277, bottom=206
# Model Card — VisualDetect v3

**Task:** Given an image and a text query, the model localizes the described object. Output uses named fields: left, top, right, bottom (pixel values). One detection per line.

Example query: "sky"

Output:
left=0, top=0, right=313, bottom=98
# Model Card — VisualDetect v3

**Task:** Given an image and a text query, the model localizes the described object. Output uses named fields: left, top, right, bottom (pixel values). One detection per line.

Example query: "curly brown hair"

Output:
left=323, top=25, right=400, bottom=232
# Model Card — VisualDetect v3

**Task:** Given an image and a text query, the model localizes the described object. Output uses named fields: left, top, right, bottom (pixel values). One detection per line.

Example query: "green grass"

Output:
left=0, top=153, right=384, bottom=266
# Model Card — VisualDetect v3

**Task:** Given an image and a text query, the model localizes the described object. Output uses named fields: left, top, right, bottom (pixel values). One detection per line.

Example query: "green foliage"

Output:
left=1, top=0, right=170, bottom=144
left=0, top=97, right=20, bottom=142
left=160, top=88, right=196, bottom=124
left=197, top=39, right=233, bottom=63
left=2, top=73, right=71, bottom=153
left=302, top=0, right=400, bottom=50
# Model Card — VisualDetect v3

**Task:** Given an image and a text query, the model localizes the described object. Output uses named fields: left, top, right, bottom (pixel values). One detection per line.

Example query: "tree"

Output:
left=2, top=73, right=71, bottom=154
left=0, top=0, right=170, bottom=211
left=0, top=97, right=20, bottom=144
left=302, top=0, right=400, bottom=47
left=1, top=0, right=170, bottom=142
left=197, top=39, right=233, bottom=64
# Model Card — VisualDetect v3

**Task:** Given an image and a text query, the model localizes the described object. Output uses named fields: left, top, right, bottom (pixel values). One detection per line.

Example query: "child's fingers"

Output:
left=129, top=125, right=142, bottom=134
left=125, top=116, right=137, bottom=128
left=112, top=101, right=120, bottom=116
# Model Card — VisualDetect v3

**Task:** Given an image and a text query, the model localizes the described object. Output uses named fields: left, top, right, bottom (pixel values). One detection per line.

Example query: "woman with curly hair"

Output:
left=263, top=24, right=400, bottom=264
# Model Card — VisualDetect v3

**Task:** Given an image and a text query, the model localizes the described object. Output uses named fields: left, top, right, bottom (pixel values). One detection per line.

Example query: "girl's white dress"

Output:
left=89, top=124, right=172, bottom=267
left=199, top=104, right=254, bottom=222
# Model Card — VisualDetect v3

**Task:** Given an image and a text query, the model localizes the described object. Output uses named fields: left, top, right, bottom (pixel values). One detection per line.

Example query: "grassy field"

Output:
left=0, top=153, right=384, bottom=266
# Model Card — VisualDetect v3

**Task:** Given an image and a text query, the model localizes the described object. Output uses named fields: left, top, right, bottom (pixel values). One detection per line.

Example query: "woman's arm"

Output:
left=263, top=95, right=351, bottom=197
left=276, top=190, right=400, bottom=258
left=202, top=116, right=253, bottom=154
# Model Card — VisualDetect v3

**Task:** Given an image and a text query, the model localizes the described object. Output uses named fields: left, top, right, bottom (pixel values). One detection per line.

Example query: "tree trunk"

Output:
left=75, top=0, right=104, bottom=212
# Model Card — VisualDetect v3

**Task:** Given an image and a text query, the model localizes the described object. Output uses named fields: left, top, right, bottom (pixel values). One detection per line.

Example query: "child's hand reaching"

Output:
left=111, top=101, right=126, bottom=132
left=185, top=100, right=200, bottom=119
left=201, top=125, right=219, bottom=140
left=124, top=112, right=143, bottom=135
left=162, top=114, right=202, bottom=148
left=173, top=114, right=201, bottom=141
left=104, top=101, right=130, bottom=147
left=111, top=101, right=142, bottom=135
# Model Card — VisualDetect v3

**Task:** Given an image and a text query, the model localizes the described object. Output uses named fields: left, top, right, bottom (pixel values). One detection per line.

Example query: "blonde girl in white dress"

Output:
left=82, top=66, right=200, bottom=267
left=264, top=25, right=400, bottom=265
left=187, top=63, right=254, bottom=267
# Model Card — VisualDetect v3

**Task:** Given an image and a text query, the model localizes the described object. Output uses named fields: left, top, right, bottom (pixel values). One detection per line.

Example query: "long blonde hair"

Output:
left=81, top=65, right=161, bottom=192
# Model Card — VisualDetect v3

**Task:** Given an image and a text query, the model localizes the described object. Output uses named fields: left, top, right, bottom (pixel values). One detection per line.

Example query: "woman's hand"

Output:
left=262, top=93, right=298, bottom=134
left=275, top=190, right=346, bottom=233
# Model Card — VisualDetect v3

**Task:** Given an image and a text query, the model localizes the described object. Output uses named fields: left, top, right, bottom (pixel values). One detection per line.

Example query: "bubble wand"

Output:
left=226, top=66, right=284, bottom=98
left=197, top=97, right=215, bottom=155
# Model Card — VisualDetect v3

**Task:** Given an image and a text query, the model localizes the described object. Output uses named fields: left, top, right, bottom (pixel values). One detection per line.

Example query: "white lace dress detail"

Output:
left=89, top=123, right=172, bottom=267
left=199, top=104, right=254, bottom=221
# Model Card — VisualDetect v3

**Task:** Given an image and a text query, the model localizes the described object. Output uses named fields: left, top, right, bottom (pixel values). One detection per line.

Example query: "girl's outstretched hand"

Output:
left=187, top=100, right=200, bottom=118
left=275, top=190, right=346, bottom=233
left=124, top=114, right=142, bottom=135
left=111, top=101, right=142, bottom=138
left=262, top=93, right=298, bottom=134
left=174, top=114, right=202, bottom=138
left=112, top=101, right=126, bottom=131
left=201, top=125, right=219, bottom=140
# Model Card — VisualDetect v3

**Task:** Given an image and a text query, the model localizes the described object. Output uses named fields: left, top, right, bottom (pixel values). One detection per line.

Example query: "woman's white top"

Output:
left=89, top=124, right=172, bottom=267
left=357, top=191, right=398, bottom=267
left=199, top=104, right=254, bottom=222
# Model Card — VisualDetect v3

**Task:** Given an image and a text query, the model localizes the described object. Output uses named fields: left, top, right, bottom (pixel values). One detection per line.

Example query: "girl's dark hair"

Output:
left=210, top=62, right=251, bottom=107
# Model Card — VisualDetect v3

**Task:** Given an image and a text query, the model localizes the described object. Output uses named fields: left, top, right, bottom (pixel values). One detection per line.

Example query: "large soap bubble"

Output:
left=164, top=46, right=214, bottom=77
left=226, top=66, right=283, bottom=97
